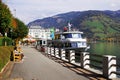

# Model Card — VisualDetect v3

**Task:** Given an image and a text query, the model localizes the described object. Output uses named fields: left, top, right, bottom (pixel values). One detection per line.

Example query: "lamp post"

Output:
left=10, top=28, right=13, bottom=45
left=4, top=27, right=8, bottom=46
left=10, top=28, right=12, bottom=38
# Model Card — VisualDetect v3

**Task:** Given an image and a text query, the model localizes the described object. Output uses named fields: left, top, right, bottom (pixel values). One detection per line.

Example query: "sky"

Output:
left=2, top=0, right=120, bottom=24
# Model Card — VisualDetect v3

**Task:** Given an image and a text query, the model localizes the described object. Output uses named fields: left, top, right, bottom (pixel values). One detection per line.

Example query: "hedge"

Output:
left=0, top=37, right=13, bottom=46
left=0, top=46, right=14, bottom=71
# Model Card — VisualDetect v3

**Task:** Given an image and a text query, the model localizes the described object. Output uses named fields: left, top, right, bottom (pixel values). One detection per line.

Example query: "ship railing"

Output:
left=46, top=47, right=119, bottom=79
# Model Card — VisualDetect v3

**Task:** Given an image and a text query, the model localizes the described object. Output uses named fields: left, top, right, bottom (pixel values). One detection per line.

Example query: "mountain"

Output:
left=28, top=11, right=81, bottom=28
left=28, top=10, right=120, bottom=40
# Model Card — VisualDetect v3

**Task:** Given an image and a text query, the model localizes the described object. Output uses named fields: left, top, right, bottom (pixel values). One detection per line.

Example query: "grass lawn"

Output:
left=0, top=46, right=14, bottom=71
left=0, top=37, right=3, bottom=46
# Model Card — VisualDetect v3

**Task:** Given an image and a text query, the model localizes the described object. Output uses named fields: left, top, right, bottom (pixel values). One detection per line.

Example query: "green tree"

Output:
left=11, top=18, right=28, bottom=39
left=0, top=0, right=12, bottom=36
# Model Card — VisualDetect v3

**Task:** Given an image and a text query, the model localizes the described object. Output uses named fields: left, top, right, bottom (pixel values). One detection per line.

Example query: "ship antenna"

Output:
left=68, top=22, right=72, bottom=31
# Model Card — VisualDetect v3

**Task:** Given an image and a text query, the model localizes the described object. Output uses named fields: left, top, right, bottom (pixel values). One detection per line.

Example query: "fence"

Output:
left=113, top=58, right=120, bottom=76
left=46, top=47, right=120, bottom=79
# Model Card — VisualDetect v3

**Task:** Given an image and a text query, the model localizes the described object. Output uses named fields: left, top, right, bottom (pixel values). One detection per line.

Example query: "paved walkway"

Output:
left=10, top=46, right=107, bottom=80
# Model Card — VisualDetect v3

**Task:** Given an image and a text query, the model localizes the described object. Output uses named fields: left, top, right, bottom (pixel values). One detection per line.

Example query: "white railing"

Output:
left=46, top=47, right=119, bottom=79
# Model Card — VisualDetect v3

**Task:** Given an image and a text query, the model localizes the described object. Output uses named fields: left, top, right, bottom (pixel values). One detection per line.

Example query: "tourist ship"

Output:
left=47, top=23, right=88, bottom=51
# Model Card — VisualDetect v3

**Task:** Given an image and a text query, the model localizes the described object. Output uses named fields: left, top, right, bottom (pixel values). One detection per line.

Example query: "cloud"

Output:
left=3, top=0, right=120, bottom=24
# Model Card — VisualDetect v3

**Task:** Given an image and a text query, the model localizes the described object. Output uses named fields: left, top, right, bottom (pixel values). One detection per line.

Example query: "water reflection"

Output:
left=88, top=42, right=120, bottom=58
left=89, top=42, right=120, bottom=70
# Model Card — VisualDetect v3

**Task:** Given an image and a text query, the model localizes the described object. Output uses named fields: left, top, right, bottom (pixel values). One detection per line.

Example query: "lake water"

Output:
left=88, top=42, right=120, bottom=76
left=88, top=42, right=120, bottom=58
left=88, top=42, right=120, bottom=67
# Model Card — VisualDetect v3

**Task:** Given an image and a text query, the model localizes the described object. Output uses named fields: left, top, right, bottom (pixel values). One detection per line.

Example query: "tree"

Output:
left=15, top=18, right=28, bottom=39
left=9, top=18, right=28, bottom=45
left=0, top=0, right=12, bottom=36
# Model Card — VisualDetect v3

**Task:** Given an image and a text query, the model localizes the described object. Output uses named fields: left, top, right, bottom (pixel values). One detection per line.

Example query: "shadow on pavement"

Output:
left=40, top=52, right=109, bottom=80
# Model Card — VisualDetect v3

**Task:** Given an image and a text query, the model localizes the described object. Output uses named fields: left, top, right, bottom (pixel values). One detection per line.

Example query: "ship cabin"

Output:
left=48, top=31, right=87, bottom=50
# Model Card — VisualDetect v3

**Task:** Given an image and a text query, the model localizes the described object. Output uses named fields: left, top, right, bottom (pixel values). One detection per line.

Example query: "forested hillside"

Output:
left=28, top=10, right=120, bottom=40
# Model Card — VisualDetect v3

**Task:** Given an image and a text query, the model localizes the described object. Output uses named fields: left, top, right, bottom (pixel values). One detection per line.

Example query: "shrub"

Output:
left=0, top=37, right=13, bottom=46
left=0, top=46, right=14, bottom=71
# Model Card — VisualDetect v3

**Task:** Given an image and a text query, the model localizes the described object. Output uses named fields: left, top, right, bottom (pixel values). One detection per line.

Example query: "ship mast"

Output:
left=68, top=22, right=72, bottom=31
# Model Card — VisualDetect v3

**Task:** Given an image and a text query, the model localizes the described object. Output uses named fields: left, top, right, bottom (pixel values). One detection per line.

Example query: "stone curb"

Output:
left=0, top=61, right=14, bottom=80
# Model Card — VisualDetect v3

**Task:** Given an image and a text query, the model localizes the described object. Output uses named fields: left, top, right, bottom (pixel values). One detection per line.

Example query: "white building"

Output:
left=28, top=26, right=51, bottom=40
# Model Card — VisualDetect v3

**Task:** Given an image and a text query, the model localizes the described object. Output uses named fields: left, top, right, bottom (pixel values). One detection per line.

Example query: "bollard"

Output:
left=47, top=47, right=50, bottom=55
left=103, top=55, right=116, bottom=79
left=81, top=52, right=90, bottom=69
left=69, top=50, right=75, bottom=63
left=60, top=49, right=66, bottom=60
left=51, top=47, right=55, bottom=56
left=55, top=48, right=60, bottom=58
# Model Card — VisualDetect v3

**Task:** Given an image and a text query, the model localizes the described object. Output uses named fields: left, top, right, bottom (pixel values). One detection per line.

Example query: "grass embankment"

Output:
left=0, top=46, right=14, bottom=71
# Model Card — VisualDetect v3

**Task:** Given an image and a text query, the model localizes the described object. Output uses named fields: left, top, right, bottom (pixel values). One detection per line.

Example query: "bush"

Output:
left=0, top=37, right=2, bottom=46
left=0, top=37, right=13, bottom=46
left=0, top=46, right=14, bottom=71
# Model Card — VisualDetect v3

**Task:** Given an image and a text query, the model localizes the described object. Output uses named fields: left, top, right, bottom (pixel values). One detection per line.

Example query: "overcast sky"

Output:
left=2, top=0, right=120, bottom=24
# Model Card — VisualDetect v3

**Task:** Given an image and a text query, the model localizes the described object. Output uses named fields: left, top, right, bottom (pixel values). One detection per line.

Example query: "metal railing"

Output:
left=90, top=53, right=103, bottom=70
left=113, top=57, right=120, bottom=76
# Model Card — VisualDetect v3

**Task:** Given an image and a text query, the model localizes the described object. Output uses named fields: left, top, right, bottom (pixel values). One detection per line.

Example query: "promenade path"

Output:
left=10, top=46, right=106, bottom=80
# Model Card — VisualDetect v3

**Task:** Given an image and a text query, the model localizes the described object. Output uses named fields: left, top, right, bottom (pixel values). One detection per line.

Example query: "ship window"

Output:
left=61, top=35, right=65, bottom=39
left=72, top=34, right=82, bottom=38
left=82, top=42, right=86, bottom=46
left=40, top=40, right=42, bottom=45
left=43, top=41, right=46, bottom=44
left=67, top=34, right=72, bottom=38
left=78, top=34, right=82, bottom=38
left=81, top=34, right=85, bottom=38
left=77, top=42, right=82, bottom=47
left=62, top=34, right=72, bottom=38
left=71, top=42, right=77, bottom=48
left=65, top=43, right=71, bottom=47
left=72, top=34, right=78, bottom=38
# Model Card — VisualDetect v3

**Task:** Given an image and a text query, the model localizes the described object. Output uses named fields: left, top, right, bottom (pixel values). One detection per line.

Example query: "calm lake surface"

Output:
left=88, top=42, right=120, bottom=58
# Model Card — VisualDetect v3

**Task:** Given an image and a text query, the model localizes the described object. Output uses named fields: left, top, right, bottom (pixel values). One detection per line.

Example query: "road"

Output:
left=10, top=46, right=105, bottom=80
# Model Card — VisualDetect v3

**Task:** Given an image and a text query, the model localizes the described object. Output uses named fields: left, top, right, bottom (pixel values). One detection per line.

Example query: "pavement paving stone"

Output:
left=8, top=46, right=108, bottom=80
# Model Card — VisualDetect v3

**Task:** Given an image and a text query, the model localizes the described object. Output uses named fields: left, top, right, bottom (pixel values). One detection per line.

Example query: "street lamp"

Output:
left=10, top=28, right=12, bottom=39
left=10, top=28, right=13, bottom=45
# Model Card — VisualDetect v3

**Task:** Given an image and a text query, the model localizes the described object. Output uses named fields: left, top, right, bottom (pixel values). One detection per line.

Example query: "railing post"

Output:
left=69, top=50, right=75, bottom=63
left=80, top=52, right=90, bottom=69
left=60, top=49, right=65, bottom=60
left=47, top=47, right=50, bottom=55
left=51, top=47, right=55, bottom=56
left=55, top=48, right=59, bottom=58
left=103, top=55, right=116, bottom=79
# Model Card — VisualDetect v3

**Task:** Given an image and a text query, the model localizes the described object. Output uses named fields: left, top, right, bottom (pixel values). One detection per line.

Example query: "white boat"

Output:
left=47, top=23, right=88, bottom=51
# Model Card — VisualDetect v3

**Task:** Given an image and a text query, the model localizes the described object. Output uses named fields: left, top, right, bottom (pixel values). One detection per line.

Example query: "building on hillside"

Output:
left=28, top=26, right=51, bottom=40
